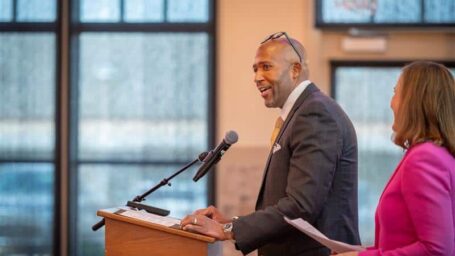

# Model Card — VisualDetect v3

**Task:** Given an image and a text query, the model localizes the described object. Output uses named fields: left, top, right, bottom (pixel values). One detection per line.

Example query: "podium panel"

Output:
left=98, top=208, right=215, bottom=256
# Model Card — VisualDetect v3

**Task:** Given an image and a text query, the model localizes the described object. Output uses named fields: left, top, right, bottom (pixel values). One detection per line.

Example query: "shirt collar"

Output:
left=280, top=80, right=311, bottom=120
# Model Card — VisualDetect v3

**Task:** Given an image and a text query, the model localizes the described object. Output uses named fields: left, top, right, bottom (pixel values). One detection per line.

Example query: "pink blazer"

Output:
left=360, top=142, right=455, bottom=256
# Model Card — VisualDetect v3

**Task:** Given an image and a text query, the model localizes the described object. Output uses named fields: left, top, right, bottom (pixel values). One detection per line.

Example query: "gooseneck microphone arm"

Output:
left=92, top=151, right=209, bottom=231
left=193, top=130, right=239, bottom=182
left=132, top=151, right=208, bottom=202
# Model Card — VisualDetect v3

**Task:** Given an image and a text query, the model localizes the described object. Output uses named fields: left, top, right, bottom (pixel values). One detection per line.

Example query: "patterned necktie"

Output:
left=270, top=117, right=284, bottom=147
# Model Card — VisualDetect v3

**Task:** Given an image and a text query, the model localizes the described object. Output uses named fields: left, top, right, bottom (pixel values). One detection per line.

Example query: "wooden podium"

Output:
left=97, top=209, right=216, bottom=256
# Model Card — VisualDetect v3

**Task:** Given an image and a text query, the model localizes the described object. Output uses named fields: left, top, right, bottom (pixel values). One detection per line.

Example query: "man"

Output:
left=181, top=32, right=360, bottom=256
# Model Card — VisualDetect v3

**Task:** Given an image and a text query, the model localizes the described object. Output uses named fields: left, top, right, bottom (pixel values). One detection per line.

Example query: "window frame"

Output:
left=67, top=0, right=217, bottom=255
left=0, top=0, right=63, bottom=255
left=315, top=0, right=455, bottom=29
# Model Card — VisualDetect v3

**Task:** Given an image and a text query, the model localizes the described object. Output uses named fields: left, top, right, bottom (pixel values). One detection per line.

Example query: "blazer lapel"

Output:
left=256, top=84, right=320, bottom=209
left=377, top=149, right=408, bottom=204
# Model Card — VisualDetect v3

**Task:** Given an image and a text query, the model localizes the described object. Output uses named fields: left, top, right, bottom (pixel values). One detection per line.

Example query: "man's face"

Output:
left=252, top=44, right=295, bottom=108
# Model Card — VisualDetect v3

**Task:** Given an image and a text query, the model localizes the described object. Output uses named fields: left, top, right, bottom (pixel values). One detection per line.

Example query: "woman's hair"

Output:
left=393, top=61, right=455, bottom=157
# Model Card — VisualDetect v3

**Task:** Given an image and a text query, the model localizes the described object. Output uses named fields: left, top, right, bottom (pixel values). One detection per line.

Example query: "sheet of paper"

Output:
left=284, top=217, right=365, bottom=253
left=116, top=207, right=181, bottom=228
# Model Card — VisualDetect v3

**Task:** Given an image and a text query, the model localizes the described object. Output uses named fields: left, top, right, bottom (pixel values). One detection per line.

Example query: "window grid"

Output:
left=0, top=0, right=61, bottom=255
left=0, top=0, right=215, bottom=255
left=68, top=1, right=215, bottom=255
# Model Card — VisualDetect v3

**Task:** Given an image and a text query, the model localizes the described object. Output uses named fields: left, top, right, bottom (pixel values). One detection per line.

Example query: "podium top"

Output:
left=98, top=208, right=216, bottom=243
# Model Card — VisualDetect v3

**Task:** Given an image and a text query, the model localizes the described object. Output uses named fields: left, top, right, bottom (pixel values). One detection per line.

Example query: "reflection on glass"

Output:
left=80, top=0, right=120, bottom=22
left=0, top=0, right=12, bottom=21
left=167, top=0, right=209, bottom=22
left=125, top=0, right=164, bottom=22
left=335, top=67, right=404, bottom=245
left=77, top=164, right=207, bottom=255
left=78, top=33, right=208, bottom=162
left=0, top=33, right=56, bottom=160
left=0, top=163, right=54, bottom=255
left=17, top=0, right=56, bottom=22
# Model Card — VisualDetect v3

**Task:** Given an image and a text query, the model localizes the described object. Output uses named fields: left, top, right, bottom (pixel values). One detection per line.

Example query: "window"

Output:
left=316, top=0, right=455, bottom=28
left=69, top=1, right=215, bottom=255
left=0, top=1, right=59, bottom=255
left=0, top=1, right=214, bottom=255
left=332, top=61, right=455, bottom=244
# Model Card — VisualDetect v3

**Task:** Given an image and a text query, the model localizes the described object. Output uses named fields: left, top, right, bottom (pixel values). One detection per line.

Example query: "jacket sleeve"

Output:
left=233, top=100, right=341, bottom=254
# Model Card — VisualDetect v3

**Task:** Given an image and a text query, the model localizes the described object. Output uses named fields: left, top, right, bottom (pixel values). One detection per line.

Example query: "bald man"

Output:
left=181, top=32, right=360, bottom=256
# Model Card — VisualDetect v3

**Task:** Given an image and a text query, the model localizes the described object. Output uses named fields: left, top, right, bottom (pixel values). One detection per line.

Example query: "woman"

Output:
left=337, top=61, right=455, bottom=256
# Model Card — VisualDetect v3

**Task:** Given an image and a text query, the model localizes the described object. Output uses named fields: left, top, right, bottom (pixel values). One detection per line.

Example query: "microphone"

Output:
left=198, top=151, right=209, bottom=162
left=193, top=130, right=238, bottom=182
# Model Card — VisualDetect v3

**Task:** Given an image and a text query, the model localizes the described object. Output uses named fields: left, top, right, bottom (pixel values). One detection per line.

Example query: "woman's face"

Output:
left=391, top=75, right=403, bottom=132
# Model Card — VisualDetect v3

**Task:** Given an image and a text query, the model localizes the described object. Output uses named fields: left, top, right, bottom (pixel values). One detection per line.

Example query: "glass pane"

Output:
left=80, top=0, right=120, bottom=22
left=125, top=0, right=164, bottom=22
left=322, top=0, right=374, bottom=23
left=321, top=0, right=422, bottom=24
left=0, top=163, right=54, bottom=255
left=0, top=0, right=12, bottom=21
left=374, top=0, right=421, bottom=23
left=167, top=0, right=209, bottom=22
left=17, top=0, right=56, bottom=22
left=425, top=0, right=455, bottom=23
left=335, top=67, right=404, bottom=245
left=77, top=163, right=207, bottom=255
left=0, top=33, right=56, bottom=160
left=78, top=33, right=209, bottom=162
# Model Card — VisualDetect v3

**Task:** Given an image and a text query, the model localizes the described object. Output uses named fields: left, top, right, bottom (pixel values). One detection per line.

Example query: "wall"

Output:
left=216, top=0, right=455, bottom=255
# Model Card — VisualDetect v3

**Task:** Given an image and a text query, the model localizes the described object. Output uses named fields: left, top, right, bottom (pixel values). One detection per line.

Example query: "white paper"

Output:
left=116, top=207, right=181, bottom=227
left=284, top=217, right=365, bottom=253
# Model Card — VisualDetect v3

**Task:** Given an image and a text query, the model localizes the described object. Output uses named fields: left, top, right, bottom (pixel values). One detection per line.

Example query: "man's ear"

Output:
left=291, top=62, right=302, bottom=80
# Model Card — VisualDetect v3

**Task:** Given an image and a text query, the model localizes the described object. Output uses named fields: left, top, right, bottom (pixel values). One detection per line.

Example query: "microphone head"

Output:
left=224, top=130, right=239, bottom=145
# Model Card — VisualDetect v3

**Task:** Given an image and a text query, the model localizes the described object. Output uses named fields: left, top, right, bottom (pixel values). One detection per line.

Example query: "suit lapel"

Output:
left=274, top=84, right=319, bottom=145
left=255, top=84, right=320, bottom=209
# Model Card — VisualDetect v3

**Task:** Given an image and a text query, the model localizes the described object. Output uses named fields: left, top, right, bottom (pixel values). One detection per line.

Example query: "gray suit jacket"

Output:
left=233, top=84, right=360, bottom=256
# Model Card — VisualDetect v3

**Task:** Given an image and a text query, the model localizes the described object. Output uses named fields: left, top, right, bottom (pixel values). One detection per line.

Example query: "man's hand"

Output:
left=180, top=214, right=233, bottom=241
left=192, top=205, right=230, bottom=223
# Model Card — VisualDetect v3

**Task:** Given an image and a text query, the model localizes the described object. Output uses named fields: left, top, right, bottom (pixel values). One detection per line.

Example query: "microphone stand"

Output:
left=92, top=152, right=208, bottom=231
